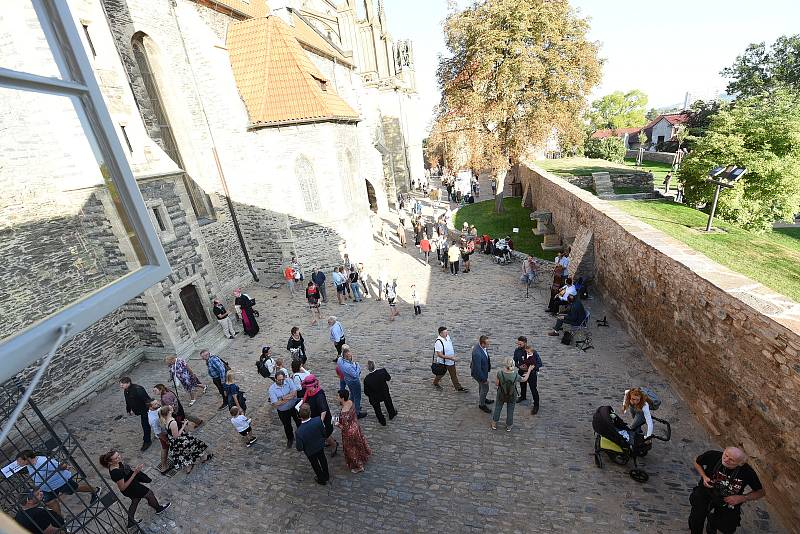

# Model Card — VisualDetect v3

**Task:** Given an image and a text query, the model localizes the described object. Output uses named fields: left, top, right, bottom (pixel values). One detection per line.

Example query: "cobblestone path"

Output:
left=61, top=192, right=785, bottom=534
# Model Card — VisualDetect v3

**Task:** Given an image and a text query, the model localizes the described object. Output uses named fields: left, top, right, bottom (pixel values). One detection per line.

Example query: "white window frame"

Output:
left=0, top=0, right=170, bottom=383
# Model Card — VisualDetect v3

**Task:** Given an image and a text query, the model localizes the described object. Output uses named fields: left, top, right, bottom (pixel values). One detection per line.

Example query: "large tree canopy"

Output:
left=679, top=90, right=800, bottom=231
left=434, top=0, right=601, bottom=175
left=721, top=34, right=800, bottom=98
left=586, top=90, right=648, bottom=131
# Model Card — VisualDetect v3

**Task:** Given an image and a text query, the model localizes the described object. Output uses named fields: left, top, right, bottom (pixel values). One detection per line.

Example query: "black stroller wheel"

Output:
left=611, top=452, right=629, bottom=465
left=594, top=452, right=603, bottom=468
left=629, top=469, right=649, bottom=483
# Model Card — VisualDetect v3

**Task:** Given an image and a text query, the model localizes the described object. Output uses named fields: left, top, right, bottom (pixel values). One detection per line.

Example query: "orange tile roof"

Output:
left=591, top=127, right=642, bottom=139
left=227, top=16, right=360, bottom=128
left=291, top=12, right=354, bottom=68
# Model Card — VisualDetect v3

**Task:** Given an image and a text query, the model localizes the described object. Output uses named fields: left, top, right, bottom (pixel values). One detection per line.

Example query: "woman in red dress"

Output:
left=336, top=389, right=371, bottom=473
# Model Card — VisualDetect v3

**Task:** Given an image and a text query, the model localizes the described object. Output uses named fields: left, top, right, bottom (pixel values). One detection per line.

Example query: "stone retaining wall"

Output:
left=519, top=162, right=800, bottom=528
left=563, top=172, right=654, bottom=192
left=625, top=149, right=676, bottom=164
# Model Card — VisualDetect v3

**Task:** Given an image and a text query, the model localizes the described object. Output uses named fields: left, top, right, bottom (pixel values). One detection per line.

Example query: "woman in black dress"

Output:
left=99, top=449, right=170, bottom=528
left=159, top=405, right=213, bottom=474
left=233, top=288, right=259, bottom=337
left=301, top=374, right=338, bottom=456
left=287, top=326, right=307, bottom=364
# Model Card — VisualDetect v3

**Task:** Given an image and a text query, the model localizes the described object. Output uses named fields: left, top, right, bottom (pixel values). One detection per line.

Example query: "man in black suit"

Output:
left=119, top=376, right=153, bottom=451
left=295, top=404, right=330, bottom=485
left=363, top=360, right=397, bottom=426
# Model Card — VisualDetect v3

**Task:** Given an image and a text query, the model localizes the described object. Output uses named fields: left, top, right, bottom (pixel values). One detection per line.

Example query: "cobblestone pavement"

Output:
left=61, top=191, right=786, bottom=534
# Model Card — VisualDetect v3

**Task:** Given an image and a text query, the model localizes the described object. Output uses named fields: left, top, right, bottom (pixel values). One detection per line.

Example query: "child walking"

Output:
left=386, top=280, right=400, bottom=321
left=411, top=284, right=422, bottom=316
left=230, top=407, right=257, bottom=447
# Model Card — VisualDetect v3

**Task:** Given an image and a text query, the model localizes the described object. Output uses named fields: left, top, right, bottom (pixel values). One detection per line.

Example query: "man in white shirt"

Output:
left=432, top=326, right=467, bottom=392
left=547, top=277, right=576, bottom=314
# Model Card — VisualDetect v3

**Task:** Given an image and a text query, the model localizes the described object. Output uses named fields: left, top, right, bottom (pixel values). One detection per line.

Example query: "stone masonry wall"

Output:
left=518, top=162, right=800, bottom=527
left=563, top=172, right=653, bottom=192
left=625, top=149, right=676, bottom=164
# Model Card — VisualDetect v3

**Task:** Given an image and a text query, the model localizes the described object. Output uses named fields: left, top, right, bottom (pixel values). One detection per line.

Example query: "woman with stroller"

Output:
left=622, top=387, right=654, bottom=439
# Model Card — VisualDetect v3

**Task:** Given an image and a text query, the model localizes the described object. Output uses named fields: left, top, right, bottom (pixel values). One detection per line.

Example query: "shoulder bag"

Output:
left=430, top=340, right=447, bottom=376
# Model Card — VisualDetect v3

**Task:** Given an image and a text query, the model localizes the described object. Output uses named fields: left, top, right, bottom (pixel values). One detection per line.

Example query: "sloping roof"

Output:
left=291, top=11, right=354, bottom=68
left=643, top=112, right=691, bottom=131
left=226, top=16, right=360, bottom=128
left=190, top=0, right=267, bottom=19
left=591, top=127, right=642, bottom=139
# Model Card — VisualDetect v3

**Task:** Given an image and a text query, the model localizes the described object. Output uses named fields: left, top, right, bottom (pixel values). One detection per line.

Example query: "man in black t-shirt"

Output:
left=689, top=447, right=765, bottom=534
left=15, top=491, right=64, bottom=534
left=212, top=297, right=237, bottom=339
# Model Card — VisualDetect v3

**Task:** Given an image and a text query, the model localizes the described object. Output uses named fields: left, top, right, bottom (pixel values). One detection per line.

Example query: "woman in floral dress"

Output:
left=165, top=355, right=206, bottom=406
left=336, top=389, right=371, bottom=473
left=158, top=405, right=212, bottom=474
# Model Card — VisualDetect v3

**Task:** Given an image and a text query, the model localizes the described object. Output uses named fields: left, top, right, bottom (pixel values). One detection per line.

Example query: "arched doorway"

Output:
left=364, top=180, right=378, bottom=212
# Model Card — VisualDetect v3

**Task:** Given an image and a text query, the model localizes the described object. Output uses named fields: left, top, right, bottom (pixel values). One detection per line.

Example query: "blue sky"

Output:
left=384, top=0, right=800, bottom=127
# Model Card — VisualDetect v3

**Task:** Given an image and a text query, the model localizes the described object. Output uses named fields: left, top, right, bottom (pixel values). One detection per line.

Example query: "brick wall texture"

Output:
left=518, top=162, right=800, bottom=526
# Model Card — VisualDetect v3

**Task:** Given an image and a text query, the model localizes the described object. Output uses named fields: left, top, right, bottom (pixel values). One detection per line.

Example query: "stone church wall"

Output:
left=518, top=162, right=800, bottom=527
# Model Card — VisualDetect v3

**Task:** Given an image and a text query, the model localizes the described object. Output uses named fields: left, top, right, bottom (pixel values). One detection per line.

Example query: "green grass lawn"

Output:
left=536, top=157, right=676, bottom=190
left=537, top=157, right=631, bottom=176
left=612, top=199, right=800, bottom=302
left=454, top=197, right=557, bottom=261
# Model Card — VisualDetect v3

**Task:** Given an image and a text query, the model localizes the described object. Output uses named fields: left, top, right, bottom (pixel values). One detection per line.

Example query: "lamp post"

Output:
left=704, top=165, right=747, bottom=231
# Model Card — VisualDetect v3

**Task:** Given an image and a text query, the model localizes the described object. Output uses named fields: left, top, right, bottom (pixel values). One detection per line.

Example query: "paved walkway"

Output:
left=60, top=192, right=785, bottom=534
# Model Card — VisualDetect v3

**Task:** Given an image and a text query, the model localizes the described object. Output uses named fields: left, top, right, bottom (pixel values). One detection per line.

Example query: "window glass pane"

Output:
left=0, top=1, right=62, bottom=78
left=0, top=87, right=147, bottom=342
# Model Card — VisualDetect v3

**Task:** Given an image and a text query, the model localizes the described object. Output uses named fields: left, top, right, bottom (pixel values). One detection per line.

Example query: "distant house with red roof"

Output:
left=590, top=111, right=692, bottom=151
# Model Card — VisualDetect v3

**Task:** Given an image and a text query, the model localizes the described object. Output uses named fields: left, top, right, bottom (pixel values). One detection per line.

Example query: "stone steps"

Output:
left=592, top=171, right=614, bottom=196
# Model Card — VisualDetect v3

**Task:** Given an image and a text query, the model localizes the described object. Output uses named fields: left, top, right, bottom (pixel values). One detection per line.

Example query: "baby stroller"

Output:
left=493, top=239, right=512, bottom=264
left=592, top=405, right=671, bottom=482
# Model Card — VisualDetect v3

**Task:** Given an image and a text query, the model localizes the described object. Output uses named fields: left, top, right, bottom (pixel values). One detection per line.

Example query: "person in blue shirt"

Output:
left=201, top=349, right=228, bottom=410
left=269, top=370, right=300, bottom=448
left=337, top=346, right=367, bottom=419
left=15, top=450, right=100, bottom=516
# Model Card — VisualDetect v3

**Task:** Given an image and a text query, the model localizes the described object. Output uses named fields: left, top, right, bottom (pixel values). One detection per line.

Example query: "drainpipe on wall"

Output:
left=213, top=148, right=259, bottom=282
left=170, top=0, right=258, bottom=282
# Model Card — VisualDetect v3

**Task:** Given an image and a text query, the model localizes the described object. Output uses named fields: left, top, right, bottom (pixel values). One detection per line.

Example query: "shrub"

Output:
left=584, top=136, right=626, bottom=163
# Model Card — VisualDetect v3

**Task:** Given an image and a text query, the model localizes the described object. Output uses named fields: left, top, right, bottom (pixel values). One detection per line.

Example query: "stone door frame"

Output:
left=171, top=274, right=214, bottom=339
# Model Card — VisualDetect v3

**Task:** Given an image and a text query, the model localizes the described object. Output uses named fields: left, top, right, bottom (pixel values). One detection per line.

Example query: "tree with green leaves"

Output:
left=722, top=34, right=800, bottom=98
left=679, top=90, right=800, bottom=231
left=586, top=90, right=648, bottom=132
left=435, top=0, right=601, bottom=212
left=584, top=137, right=625, bottom=163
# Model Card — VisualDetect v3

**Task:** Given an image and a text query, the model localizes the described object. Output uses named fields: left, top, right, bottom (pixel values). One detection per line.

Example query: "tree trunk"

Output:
left=494, top=168, right=507, bottom=214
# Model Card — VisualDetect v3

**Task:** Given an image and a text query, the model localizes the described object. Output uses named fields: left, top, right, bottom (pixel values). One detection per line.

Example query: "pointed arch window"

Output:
left=295, top=155, right=321, bottom=213
left=131, top=32, right=215, bottom=224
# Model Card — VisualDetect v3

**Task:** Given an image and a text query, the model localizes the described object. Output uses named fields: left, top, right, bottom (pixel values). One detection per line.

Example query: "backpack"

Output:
left=256, top=357, right=272, bottom=379
left=640, top=386, right=662, bottom=411
left=560, top=330, right=573, bottom=346
left=497, top=371, right=516, bottom=403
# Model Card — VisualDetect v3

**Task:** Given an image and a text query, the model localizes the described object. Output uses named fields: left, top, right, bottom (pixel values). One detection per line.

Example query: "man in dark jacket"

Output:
left=513, top=335, right=542, bottom=413
left=119, top=376, right=153, bottom=451
left=295, top=404, right=329, bottom=485
left=311, top=268, right=327, bottom=303
left=548, top=295, right=587, bottom=336
left=470, top=335, right=492, bottom=413
left=363, top=360, right=397, bottom=426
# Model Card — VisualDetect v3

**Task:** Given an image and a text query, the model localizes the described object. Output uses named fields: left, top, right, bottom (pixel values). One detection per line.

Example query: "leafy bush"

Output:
left=584, top=136, right=626, bottom=163
left=679, top=90, right=800, bottom=232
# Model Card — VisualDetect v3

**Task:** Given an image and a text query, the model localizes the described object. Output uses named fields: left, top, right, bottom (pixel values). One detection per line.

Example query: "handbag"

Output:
left=430, top=340, right=447, bottom=376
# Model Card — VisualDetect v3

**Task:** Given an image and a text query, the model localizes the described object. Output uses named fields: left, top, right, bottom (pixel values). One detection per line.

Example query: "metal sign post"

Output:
left=704, top=165, right=747, bottom=231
